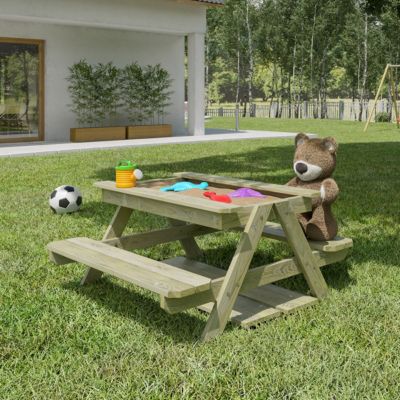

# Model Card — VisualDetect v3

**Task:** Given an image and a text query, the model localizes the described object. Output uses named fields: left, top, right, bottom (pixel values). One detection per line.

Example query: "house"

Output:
left=0, top=0, right=223, bottom=144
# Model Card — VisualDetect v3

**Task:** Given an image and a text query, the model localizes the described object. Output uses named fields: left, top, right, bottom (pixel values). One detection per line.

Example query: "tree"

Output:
left=6, top=47, right=39, bottom=129
left=205, top=0, right=400, bottom=121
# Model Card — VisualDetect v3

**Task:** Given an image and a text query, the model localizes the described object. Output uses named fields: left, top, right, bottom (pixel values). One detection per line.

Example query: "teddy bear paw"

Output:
left=320, top=179, right=339, bottom=204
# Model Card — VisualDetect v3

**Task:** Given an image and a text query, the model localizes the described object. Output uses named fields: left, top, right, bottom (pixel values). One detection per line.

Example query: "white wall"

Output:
left=0, top=20, right=186, bottom=141
left=0, top=0, right=207, bottom=34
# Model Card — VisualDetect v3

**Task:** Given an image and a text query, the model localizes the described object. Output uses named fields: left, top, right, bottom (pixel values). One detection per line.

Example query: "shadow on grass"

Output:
left=91, top=143, right=295, bottom=184
left=62, top=278, right=232, bottom=343
left=85, top=140, right=400, bottom=300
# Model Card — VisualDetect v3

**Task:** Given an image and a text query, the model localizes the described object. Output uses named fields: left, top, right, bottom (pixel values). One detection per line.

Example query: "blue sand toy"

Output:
left=160, top=181, right=209, bottom=192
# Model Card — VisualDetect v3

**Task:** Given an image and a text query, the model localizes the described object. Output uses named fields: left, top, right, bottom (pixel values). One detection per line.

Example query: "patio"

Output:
left=0, top=128, right=315, bottom=158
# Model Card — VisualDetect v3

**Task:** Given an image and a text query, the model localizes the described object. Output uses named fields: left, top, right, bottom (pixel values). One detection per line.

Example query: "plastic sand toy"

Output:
left=203, top=191, right=232, bottom=203
left=160, top=181, right=208, bottom=192
left=228, top=187, right=266, bottom=198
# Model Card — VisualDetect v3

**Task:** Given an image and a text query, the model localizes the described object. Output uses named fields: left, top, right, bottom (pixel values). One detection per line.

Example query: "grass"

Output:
left=1, top=118, right=400, bottom=399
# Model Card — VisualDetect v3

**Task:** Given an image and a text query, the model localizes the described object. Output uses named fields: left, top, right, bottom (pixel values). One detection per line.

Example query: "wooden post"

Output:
left=388, top=68, right=400, bottom=128
left=364, top=64, right=390, bottom=132
left=168, top=219, right=203, bottom=259
left=339, top=101, right=344, bottom=120
left=274, top=202, right=328, bottom=299
left=81, top=206, right=133, bottom=285
left=200, top=204, right=272, bottom=342
left=235, top=104, right=239, bottom=131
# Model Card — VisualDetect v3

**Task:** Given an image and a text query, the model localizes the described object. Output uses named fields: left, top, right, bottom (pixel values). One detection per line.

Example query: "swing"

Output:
left=364, top=63, right=400, bottom=132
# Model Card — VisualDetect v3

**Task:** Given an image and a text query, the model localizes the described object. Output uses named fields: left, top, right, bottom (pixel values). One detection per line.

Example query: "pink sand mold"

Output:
left=228, top=187, right=266, bottom=198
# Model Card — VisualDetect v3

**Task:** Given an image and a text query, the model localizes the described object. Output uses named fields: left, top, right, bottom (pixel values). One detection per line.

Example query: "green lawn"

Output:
left=1, top=119, right=400, bottom=399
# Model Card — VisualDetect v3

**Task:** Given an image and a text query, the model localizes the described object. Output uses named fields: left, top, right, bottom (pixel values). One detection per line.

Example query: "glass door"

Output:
left=0, top=38, right=44, bottom=143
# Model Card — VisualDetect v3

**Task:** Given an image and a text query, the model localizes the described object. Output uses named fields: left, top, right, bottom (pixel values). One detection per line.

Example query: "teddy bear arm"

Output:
left=320, top=178, right=339, bottom=204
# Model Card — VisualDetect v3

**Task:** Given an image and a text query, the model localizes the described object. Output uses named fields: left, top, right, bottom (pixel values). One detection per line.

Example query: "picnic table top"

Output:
left=94, top=171, right=320, bottom=215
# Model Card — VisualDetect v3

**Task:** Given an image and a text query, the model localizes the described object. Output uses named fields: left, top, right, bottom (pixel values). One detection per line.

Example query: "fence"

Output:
left=205, top=99, right=400, bottom=122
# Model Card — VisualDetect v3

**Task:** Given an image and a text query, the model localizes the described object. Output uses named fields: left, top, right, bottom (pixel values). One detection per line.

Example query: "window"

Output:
left=0, top=38, right=44, bottom=142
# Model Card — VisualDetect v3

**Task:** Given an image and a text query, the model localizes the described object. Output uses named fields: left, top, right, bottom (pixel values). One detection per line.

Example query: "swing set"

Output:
left=364, top=63, right=400, bottom=132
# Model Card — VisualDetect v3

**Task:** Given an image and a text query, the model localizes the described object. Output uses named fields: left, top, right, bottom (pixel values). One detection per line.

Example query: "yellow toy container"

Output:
left=115, top=160, right=137, bottom=188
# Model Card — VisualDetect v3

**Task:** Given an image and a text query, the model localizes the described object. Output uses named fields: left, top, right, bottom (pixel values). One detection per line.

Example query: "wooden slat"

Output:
left=95, top=179, right=312, bottom=231
left=160, top=248, right=350, bottom=314
left=198, top=297, right=282, bottom=328
left=136, top=177, right=179, bottom=187
left=138, top=178, right=311, bottom=214
left=241, top=249, right=349, bottom=290
left=164, top=257, right=224, bottom=279
left=100, top=188, right=228, bottom=230
left=95, top=181, right=235, bottom=213
left=48, top=251, right=72, bottom=266
left=262, top=222, right=353, bottom=252
left=274, top=202, right=328, bottom=299
left=72, top=238, right=209, bottom=291
left=198, top=284, right=317, bottom=328
left=241, top=285, right=318, bottom=313
left=48, top=238, right=211, bottom=298
left=285, top=196, right=313, bottom=214
left=200, top=204, right=272, bottom=341
left=161, top=257, right=224, bottom=314
left=173, top=172, right=320, bottom=199
left=160, top=290, right=215, bottom=314
left=103, top=224, right=216, bottom=250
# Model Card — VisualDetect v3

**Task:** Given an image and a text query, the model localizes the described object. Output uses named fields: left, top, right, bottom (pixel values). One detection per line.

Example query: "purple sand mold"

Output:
left=228, top=187, right=266, bottom=198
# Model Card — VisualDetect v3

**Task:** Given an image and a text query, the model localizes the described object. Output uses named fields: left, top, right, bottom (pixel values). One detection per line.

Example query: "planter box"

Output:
left=127, top=124, right=172, bottom=139
left=70, top=127, right=126, bottom=142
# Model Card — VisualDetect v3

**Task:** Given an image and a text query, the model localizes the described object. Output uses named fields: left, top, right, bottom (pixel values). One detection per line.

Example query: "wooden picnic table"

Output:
left=48, top=172, right=352, bottom=342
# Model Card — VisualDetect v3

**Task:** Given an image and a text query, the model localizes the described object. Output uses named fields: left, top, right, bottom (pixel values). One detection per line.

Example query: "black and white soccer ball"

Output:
left=49, top=185, right=82, bottom=214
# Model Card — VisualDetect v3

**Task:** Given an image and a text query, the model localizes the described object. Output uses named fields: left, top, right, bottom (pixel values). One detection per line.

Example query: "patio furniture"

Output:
left=47, top=172, right=353, bottom=342
left=0, top=104, right=27, bottom=129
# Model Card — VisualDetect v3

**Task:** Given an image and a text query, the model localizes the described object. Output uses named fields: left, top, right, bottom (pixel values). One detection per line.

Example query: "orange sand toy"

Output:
left=115, top=160, right=142, bottom=188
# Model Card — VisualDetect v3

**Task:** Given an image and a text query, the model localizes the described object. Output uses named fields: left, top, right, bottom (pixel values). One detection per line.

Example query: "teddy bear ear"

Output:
left=322, top=137, right=338, bottom=154
left=295, top=133, right=309, bottom=147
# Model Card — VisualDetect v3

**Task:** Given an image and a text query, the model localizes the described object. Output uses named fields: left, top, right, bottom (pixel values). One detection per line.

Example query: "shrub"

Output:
left=375, top=112, right=391, bottom=123
left=119, top=62, right=148, bottom=124
left=93, top=62, right=121, bottom=125
left=67, top=60, right=120, bottom=127
left=146, top=64, right=173, bottom=123
left=68, top=61, right=172, bottom=126
left=67, top=60, right=95, bottom=126
left=120, top=63, right=172, bottom=124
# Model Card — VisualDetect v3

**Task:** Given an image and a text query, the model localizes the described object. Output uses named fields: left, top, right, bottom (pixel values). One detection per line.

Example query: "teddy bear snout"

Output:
left=295, top=162, right=308, bottom=174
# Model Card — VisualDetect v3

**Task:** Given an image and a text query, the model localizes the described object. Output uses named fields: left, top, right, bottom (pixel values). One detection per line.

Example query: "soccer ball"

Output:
left=49, top=185, right=82, bottom=214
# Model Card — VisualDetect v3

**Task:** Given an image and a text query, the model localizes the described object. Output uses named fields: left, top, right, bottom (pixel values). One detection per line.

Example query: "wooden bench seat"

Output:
left=47, top=237, right=212, bottom=299
left=262, top=222, right=353, bottom=253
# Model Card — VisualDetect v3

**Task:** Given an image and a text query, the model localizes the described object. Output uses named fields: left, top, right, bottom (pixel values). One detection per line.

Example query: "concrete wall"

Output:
left=0, top=20, right=185, bottom=141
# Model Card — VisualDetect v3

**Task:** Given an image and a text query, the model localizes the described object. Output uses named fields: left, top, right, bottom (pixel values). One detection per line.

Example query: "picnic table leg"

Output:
left=81, top=206, right=133, bottom=285
left=200, top=204, right=272, bottom=342
left=168, top=218, right=203, bottom=259
left=274, top=201, right=328, bottom=299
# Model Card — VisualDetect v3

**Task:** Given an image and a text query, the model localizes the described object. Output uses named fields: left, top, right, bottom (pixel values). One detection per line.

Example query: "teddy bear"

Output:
left=286, top=133, right=339, bottom=241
